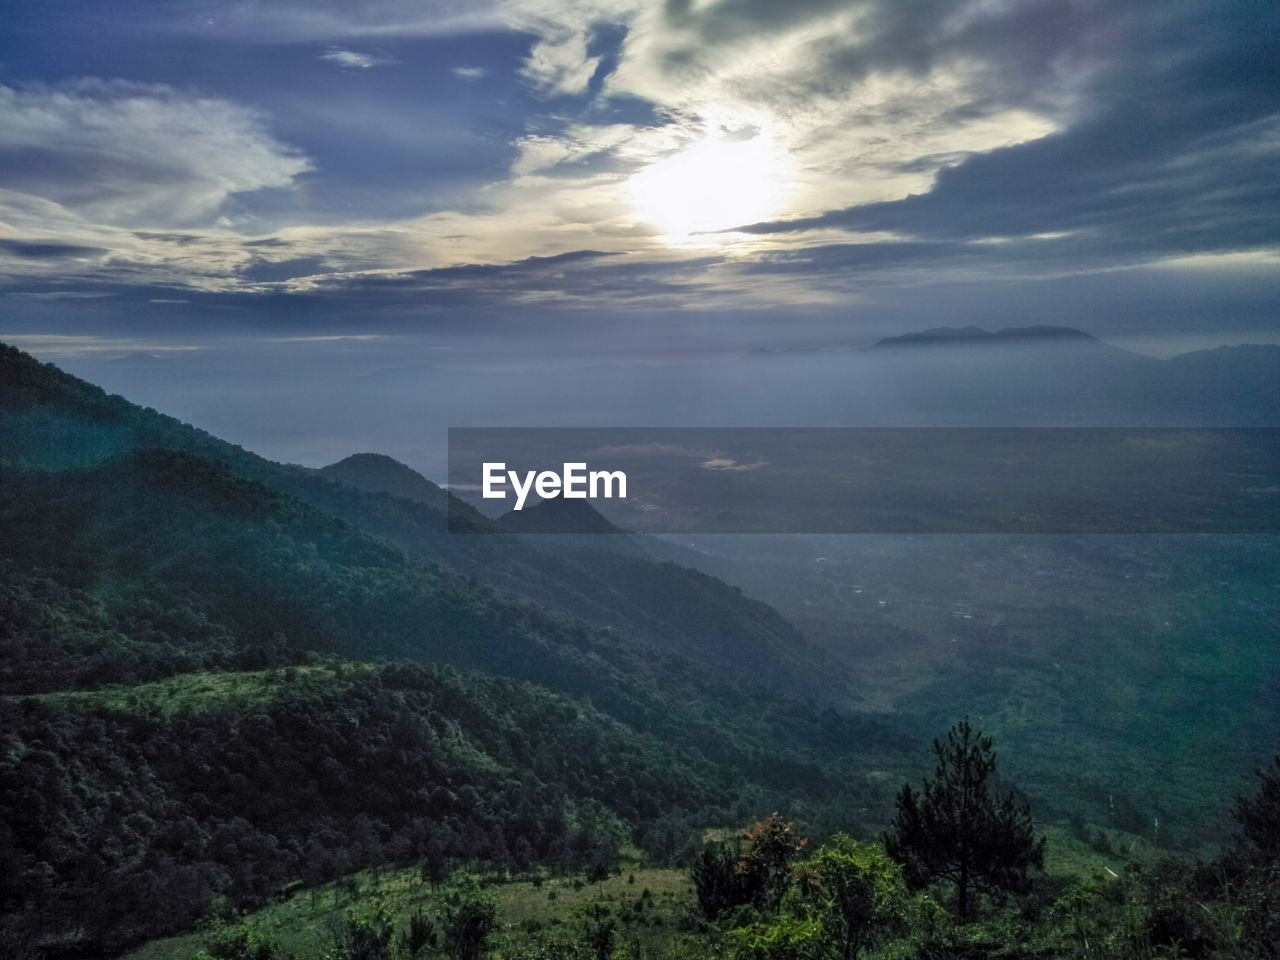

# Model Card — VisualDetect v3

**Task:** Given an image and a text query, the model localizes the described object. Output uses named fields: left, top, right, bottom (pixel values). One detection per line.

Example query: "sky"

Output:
left=0, top=1, right=1278, bottom=466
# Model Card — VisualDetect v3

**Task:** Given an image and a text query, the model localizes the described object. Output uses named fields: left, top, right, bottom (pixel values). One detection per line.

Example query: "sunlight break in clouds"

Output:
left=626, top=124, right=791, bottom=246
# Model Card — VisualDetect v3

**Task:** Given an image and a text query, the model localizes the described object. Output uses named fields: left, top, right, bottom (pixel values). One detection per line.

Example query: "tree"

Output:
left=743, top=815, right=808, bottom=914
left=398, top=908, right=437, bottom=958
left=512, top=835, right=536, bottom=874
left=729, top=914, right=822, bottom=960
left=1232, top=757, right=1280, bottom=956
left=442, top=889, right=496, bottom=960
left=197, top=927, right=282, bottom=960
left=795, top=836, right=907, bottom=960
left=692, top=840, right=763, bottom=920
left=1235, top=755, right=1280, bottom=864
left=884, top=718, right=1044, bottom=919
left=580, top=903, right=616, bottom=960
left=586, top=857, right=611, bottom=885
left=421, top=840, right=449, bottom=890
left=330, top=910, right=395, bottom=960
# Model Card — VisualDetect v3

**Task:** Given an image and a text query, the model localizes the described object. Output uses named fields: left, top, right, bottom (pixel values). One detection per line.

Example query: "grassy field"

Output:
left=123, top=862, right=696, bottom=960
left=27, top=664, right=376, bottom=719
left=121, top=822, right=1146, bottom=960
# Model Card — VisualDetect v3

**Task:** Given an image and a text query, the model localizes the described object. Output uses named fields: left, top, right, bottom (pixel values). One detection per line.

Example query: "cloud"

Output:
left=510, top=136, right=577, bottom=176
left=5, top=291, right=114, bottom=301
left=738, top=1, right=1280, bottom=274
left=0, top=333, right=202, bottom=357
left=1, top=0, right=1274, bottom=336
left=0, top=189, right=325, bottom=293
left=0, top=80, right=310, bottom=228
left=168, top=0, right=504, bottom=41
left=702, top=457, right=768, bottom=472
left=520, top=28, right=602, bottom=96
left=510, top=124, right=633, bottom=176
left=319, top=47, right=399, bottom=69
left=0, top=238, right=106, bottom=259
left=269, top=247, right=749, bottom=314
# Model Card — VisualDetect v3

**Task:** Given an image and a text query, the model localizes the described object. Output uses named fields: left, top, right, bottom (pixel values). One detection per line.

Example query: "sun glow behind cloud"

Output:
left=625, top=126, right=790, bottom=247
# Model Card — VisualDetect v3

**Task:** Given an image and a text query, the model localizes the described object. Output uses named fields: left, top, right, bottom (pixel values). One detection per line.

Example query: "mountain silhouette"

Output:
left=0, top=341, right=838, bottom=694
left=319, top=452, right=448, bottom=510
left=870, top=324, right=1101, bottom=349
left=497, top=495, right=623, bottom=534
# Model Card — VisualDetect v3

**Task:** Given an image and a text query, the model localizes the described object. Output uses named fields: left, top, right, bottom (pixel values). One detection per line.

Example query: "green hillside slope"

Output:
left=0, top=344, right=843, bottom=697
left=0, top=344, right=908, bottom=956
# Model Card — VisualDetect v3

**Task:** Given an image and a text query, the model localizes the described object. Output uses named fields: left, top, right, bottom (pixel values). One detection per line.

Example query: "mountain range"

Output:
left=868, top=324, right=1104, bottom=349
left=0, top=340, right=905, bottom=953
left=2, top=329, right=1277, bottom=955
left=745, top=324, right=1280, bottom=425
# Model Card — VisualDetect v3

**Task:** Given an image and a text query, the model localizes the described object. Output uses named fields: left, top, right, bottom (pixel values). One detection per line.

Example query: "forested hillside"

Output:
left=0, top=344, right=842, bottom=697
left=2, top=343, right=1277, bottom=960
left=2, top=663, right=727, bottom=948
left=0, top=344, right=902, bottom=956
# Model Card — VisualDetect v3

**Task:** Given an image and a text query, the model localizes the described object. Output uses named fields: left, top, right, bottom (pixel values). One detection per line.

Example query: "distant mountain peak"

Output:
left=318, top=452, right=448, bottom=509
left=325, top=452, right=415, bottom=473
left=871, top=324, right=1097, bottom=349
left=993, top=324, right=1098, bottom=342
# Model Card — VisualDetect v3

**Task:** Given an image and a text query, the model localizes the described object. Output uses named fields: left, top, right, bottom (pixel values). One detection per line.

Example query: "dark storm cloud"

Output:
left=0, top=238, right=105, bottom=259
left=293, top=249, right=726, bottom=312
left=241, top=257, right=335, bottom=283
left=132, top=232, right=204, bottom=246
left=658, top=0, right=1101, bottom=100
left=745, top=1, right=1280, bottom=270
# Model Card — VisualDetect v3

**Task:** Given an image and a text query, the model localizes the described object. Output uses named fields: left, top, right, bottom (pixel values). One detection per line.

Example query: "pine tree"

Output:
left=884, top=718, right=1044, bottom=919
